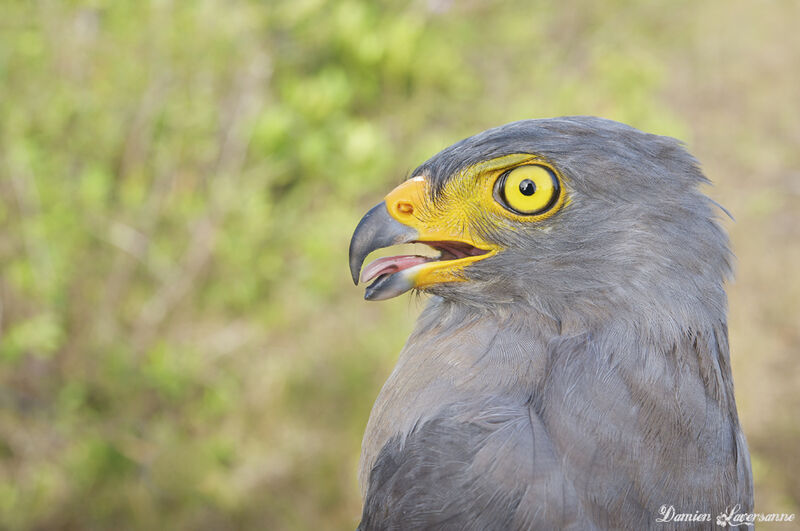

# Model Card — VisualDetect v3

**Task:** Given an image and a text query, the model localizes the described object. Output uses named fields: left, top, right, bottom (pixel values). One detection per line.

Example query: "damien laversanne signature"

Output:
left=656, top=504, right=796, bottom=527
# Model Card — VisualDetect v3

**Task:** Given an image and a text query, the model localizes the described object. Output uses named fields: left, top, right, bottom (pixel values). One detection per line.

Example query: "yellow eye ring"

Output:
left=494, top=164, right=560, bottom=215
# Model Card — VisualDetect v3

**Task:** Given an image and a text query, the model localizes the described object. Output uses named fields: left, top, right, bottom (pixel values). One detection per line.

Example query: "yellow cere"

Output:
left=381, top=154, right=567, bottom=288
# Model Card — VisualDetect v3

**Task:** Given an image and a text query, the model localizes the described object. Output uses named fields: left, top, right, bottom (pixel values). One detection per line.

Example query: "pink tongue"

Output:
left=360, top=255, right=430, bottom=284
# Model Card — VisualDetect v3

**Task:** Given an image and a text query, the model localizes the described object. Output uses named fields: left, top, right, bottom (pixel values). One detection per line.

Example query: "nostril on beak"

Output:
left=397, top=202, right=414, bottom=215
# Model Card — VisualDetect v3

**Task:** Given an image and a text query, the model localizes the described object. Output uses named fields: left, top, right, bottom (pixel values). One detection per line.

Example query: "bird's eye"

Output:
left=495, top=164, right=560, bottom=215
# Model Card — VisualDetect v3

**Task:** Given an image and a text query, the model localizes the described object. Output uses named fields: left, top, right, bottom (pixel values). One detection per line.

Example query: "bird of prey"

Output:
left=348, top=117, right=753, bottom=530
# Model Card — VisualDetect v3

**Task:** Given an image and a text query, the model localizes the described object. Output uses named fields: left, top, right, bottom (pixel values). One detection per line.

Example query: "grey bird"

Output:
left=348, top=117, right=753, bottom=530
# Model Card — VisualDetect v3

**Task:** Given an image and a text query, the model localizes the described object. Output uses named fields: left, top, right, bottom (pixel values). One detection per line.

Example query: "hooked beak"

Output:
left=348, top=177, right=495, bottom=301
left=348, top=202, right=419, bottom=300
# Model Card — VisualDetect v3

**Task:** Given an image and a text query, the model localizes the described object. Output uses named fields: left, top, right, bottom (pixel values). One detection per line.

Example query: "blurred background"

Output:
left=0, top=0, right=798, bottom=529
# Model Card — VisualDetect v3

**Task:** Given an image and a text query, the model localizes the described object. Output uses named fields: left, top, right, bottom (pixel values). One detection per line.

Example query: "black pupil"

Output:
left=519, top=179, right=536, bottom=196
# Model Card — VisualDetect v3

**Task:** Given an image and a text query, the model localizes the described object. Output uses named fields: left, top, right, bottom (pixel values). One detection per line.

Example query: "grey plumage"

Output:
left=350, top=117, right=753, bottom=530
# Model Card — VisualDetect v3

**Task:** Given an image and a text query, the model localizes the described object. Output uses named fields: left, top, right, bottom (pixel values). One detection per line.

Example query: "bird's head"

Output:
left=350, top=117, right=731, bottom=322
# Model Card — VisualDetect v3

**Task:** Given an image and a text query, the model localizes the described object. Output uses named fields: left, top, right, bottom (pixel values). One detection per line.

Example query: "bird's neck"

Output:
left=359, top=296, right=741, bottom=494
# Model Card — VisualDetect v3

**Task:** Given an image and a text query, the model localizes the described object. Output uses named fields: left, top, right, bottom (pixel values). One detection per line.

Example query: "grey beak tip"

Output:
left=348, top=202, right=417, bottom=290
left=349, top=252, right=362, bottom=285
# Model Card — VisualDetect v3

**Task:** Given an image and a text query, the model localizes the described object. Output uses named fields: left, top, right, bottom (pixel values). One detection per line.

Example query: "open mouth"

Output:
left=348, top=200, right=498, bottom=300
left=360, top=241, right=491, bottom=286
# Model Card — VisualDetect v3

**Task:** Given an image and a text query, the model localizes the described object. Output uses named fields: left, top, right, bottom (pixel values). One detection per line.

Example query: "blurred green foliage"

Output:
left=0, top=0, right=798, bottom=529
